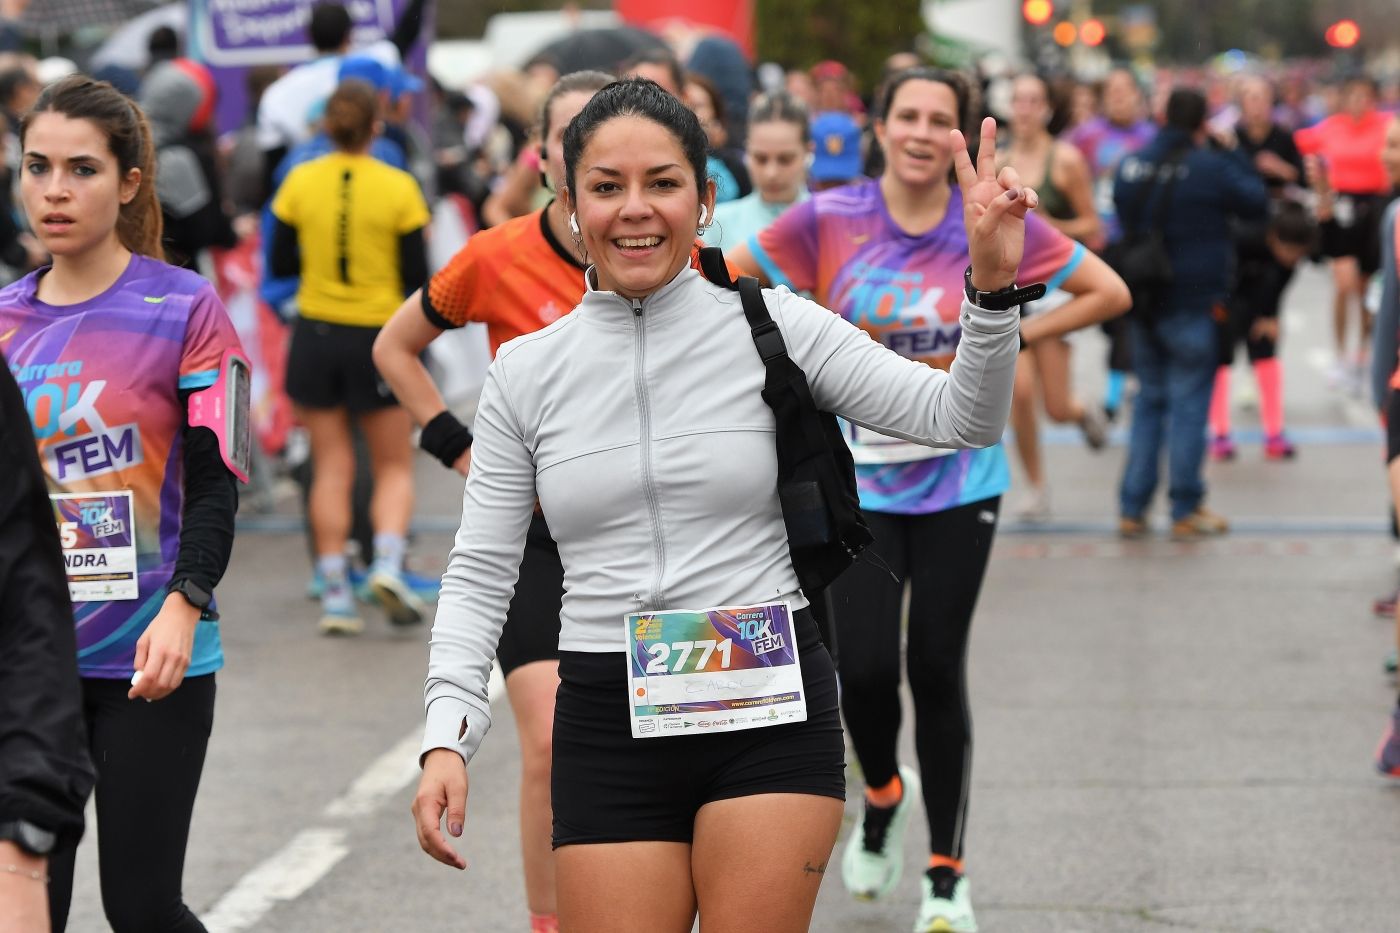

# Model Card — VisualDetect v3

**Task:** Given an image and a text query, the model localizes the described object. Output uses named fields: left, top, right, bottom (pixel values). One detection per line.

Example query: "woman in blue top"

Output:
left=702, top=92, right=812, bottom=251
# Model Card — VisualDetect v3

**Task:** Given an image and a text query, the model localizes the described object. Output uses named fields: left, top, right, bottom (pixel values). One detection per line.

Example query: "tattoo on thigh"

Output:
left=802, top=861, right=826, bottom=876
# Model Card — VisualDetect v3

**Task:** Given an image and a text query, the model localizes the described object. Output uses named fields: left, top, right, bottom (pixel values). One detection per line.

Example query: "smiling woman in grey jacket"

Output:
left=412, top=77, right=1041, bottom=933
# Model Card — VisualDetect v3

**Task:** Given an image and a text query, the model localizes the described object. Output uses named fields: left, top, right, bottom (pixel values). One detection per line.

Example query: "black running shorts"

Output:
left=496, top=514, right=564, bottom=677
left=285, top=317, right=397, bottom=412
left=551, top=607, right=845, bottom=848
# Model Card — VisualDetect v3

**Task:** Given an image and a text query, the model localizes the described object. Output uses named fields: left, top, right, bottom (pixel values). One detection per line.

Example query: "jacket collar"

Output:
left=578, top=264, right=702, bottom=328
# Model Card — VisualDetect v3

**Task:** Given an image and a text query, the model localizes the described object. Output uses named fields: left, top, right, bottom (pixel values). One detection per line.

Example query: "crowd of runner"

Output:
left=2, top=3, right=1400, bottom=932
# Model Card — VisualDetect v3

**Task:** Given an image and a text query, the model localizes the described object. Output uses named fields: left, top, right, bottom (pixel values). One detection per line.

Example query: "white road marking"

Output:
left=203, top=828, right=351, bottom=933
left=203, top=661, right=505, bottom=930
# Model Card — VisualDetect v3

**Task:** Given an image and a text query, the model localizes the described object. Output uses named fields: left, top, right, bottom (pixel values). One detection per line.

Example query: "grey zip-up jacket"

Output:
left=423, top=265, right=1019, bottom=763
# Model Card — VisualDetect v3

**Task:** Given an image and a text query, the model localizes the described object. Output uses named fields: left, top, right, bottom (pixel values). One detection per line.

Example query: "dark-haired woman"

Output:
left=0, top=75, right=245, bottom=932
left=701, top=91, right=812, bottom=251
left=683, top=70, right=750, bottom=204
left=376, top=69, right=615, bottom=933
left=412, top=77, right=1036, bottom=932
left=731, top=67, right=1129, bottom=931
left=1000, top=72, right=1107, bottom=521
left=270, top=79, right=430, bottom=635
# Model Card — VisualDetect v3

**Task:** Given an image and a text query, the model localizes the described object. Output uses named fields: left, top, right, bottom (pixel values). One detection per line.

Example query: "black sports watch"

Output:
left=166, top=578, right=219, bottom=620
left=0, top=819, right=57, bottom=856
left=964, top=266, right=1046, bottom=312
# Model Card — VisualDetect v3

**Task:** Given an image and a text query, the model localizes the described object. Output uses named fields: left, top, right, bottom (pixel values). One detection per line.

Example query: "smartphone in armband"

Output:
left=188, top=349, right=253, bottom=483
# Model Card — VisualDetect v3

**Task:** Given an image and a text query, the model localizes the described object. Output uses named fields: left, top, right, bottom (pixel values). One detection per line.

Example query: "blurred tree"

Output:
left=755, top=0, right=925, bottom=95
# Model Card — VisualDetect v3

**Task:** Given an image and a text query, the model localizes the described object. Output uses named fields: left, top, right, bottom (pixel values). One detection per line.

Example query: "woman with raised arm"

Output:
left=729, top=67, right=1128, bottom=931
left=412, top=77, right=1037, bottom=933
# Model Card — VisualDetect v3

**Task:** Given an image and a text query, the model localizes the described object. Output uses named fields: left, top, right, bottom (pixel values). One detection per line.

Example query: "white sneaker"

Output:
left=1014, top=486, right=1050, bottom=523
left=914, top=869, right=978, bottom=933
left=840, top=766, right=921, bottom=901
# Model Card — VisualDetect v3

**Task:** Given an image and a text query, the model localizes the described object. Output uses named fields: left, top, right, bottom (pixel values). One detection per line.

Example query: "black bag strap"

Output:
left=698, top=247, right=791, bottom=363
left=1122, top=145, right=1189, bottom=236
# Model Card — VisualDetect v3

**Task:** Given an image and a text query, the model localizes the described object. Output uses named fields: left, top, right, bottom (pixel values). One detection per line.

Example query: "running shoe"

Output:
left=1263, top=434, right=1296, bottom=460
left=307, top=567, right=441, bottom=604
left=1078, top=406, right=1108, bottom=451
left=1208, top=434, right=1236, bottom=462
left=1170, top=507, right=1229, bottom=541
left=1015, top=486, right=1050, bottom=524
left=1118, top=515, right=1148, bottom=540
left=369, top=567, right=429, bottom=627
left=841, top=766, right=921, bottom=902
left=1375, top=706, right=1400, bottom=778
left=914, top=867, right=978, bottom=933
left=318, top=576, right=364, bottom=636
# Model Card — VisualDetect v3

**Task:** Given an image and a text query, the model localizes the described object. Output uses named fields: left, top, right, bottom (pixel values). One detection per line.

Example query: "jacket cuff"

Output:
left=959, top=297, right=1022, bottom=335
left=420, top=695, right=489, bottom=766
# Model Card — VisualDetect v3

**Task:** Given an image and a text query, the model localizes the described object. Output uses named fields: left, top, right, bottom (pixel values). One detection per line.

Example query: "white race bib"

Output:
left=625, top=602, right=806, bottom=738
left=51, top=490, right=138, bottom=601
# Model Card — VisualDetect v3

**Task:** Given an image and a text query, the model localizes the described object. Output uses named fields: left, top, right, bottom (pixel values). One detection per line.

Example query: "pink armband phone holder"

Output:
left=188, top=348, right=252, bottom=483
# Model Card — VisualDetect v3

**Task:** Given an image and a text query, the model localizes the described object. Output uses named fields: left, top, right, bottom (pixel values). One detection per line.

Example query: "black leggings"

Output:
left=49, top=675, right=216, bottom=933
left=829, top=498, right=999, bottom=861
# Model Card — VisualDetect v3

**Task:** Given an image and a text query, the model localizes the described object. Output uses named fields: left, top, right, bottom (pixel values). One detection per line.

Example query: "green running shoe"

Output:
left=914, top=867, right=978, bottom=933
left=841, top=766, right=921, bottom=901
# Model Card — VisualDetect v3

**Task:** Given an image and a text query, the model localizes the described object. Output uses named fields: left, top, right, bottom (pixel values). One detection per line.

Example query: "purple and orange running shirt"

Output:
left=748, top=178, right=1083, bottom=515
left=0, top=254, right=244, bottom=678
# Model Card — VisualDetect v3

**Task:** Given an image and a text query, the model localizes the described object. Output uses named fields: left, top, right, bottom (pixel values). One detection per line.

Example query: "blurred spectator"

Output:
left=1114, top=88, right=1268, bottom=539
left=684, top=71, right=750, bottom=203
left=622, top=48, right=685, bottom=97
left=703, top=90, right=810, bottom=249
left=141, top=57, right=237, bottom=269
left=811, top=60, right=864, bottom=119
left=1234, top=75, right=1304, bottom=198
left=256, top=0, right=428, bottom=202
left=685, top=35, right=753, bottom=148
left=225, top=65, right=285, bottom=217
left=147, top=24, right=179, bottom=67
left=810, top=109, right=862, bottom=190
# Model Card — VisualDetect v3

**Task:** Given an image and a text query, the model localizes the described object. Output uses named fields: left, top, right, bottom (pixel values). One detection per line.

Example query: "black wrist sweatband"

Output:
left=420, top=411, right=473, bottom=468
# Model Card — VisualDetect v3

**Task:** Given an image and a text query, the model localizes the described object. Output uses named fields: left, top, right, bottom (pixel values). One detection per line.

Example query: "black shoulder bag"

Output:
left=698, top=248, right=875, bottom=654
left=1104, top=146, right=1189, bottom=322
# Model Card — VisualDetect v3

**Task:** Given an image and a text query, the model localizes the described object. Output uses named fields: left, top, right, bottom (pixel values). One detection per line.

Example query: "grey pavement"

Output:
left=64, top=265, right=1400, bottom=932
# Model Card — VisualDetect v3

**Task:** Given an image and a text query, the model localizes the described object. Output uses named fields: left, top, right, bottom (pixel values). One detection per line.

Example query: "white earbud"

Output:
left=569, top=213, right=580, bottom=236
left=698, top=207, right=710, bottom=226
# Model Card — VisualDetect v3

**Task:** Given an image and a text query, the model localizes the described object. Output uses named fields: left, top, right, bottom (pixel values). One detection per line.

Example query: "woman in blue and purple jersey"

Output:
left=730, top=67, right=1128, bottom=931
left=1, top=75, right=244, bottom=932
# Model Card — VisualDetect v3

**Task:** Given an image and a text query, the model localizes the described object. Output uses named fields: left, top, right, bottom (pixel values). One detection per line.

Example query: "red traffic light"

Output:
left=1080, top=18, right=1106, bottom=47
left=1325, top=19, right=1360, bottom=48
left=1022, top=0, right=1053, bottom=26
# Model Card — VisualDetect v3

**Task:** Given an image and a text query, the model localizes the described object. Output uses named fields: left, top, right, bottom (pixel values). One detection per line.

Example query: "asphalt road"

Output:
left=63, top=264, right=1400, bottom=932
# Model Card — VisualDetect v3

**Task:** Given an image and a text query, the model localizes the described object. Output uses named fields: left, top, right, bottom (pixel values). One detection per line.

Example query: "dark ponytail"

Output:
left=22, top=75, right=165, bottom=260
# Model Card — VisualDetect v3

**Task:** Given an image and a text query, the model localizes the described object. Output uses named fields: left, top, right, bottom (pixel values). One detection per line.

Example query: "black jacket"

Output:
left=0, top=356, right=95, bottom=851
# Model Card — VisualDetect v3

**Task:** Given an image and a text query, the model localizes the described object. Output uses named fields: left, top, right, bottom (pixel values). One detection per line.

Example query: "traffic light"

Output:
left=1022, top=0, right=1053, bottom=26
left=1325, top=19, right=1360, bottom=49
left=1080, top=18, right=1106, bottom=47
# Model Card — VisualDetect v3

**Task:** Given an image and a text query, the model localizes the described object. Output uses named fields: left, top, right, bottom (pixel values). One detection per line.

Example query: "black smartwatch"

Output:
left=0, top=819, right=57, bottom=856
left=964, top=265, right=1046, bottom=312
left=167, top=578, right=219, bottom=621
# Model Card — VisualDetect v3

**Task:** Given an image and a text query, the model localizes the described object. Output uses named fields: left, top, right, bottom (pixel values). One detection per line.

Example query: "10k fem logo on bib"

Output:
left=51, top=491, right=138, bottom=601
left=624, top=602, right=806, bottom=738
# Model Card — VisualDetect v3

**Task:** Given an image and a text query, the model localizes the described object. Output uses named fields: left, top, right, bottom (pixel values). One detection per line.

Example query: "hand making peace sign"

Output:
left=952, top=116, right=1040, bottom=294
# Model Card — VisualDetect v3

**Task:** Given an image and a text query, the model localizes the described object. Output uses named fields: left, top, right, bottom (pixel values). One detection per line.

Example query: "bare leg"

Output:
left=295, top=404, right=354, bottom=558
left=1332, top=258, right=1359, bottom=358
left=506, top=660, right=561, bottom=917
left=1034, top=337, right=1084, bottom=424
left=357, top=405, right=415, bottom=538
left=556, top=841, right=694, bottom=933
left=1010, top=353, right=1044, bottom=489
left=692, top=793, right=843, bottom=933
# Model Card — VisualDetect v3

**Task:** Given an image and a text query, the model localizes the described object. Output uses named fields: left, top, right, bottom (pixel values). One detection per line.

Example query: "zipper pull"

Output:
left=632, top=297, right=643, bottom=317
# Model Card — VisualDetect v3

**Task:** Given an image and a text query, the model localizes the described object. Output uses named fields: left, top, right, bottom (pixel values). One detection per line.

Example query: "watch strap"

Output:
left=964, top=265, right=1047, bottom=311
